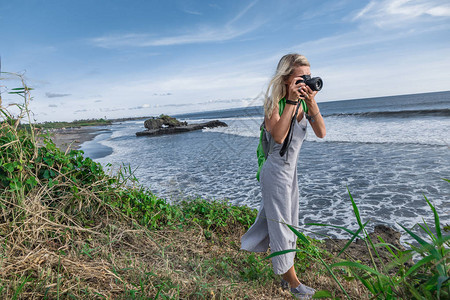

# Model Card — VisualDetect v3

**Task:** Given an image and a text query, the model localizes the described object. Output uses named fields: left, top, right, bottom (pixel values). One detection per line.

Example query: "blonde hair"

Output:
left=264, top=53, right=310, bottom=119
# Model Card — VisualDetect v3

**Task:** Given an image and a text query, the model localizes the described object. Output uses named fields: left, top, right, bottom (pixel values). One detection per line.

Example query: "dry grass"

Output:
left=0, top=181, right=371, bottom=299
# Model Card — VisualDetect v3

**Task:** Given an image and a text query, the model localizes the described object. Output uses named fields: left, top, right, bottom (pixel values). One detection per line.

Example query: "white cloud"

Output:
left=288, top=1, right=450, bottom=61
left=182, top=9, right=202, bottom=16
left=91, top=25, right=261, bottom=48
left=427, top=6, right=450, bottom=17
left=45, top=92, right=71, bottom=98
left=90, top=1, right=263, bottom=48
left=353, top=0, right=450, bottom=27
left=314, top=46, right=450, bottom=101
left=228, top=0, right=258, bottom=25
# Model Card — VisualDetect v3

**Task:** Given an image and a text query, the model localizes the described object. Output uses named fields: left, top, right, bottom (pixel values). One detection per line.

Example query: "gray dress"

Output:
left=241, top=112, right=308, bottom=275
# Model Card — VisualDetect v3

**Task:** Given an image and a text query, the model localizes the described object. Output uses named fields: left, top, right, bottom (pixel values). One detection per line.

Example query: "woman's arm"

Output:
left=265, top=104, right=296, bottom=144
left=301, top=86, right=326, bottom=138
left=265, top=75, right=304, bottom=144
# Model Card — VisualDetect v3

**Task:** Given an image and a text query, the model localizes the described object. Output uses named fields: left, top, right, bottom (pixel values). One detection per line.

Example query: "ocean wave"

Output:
left=201, top=116, right=450, bottom=146
left=324, top=108, right=450, bottom=118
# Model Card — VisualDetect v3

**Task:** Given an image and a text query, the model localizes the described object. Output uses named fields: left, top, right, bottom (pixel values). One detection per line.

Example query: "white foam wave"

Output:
left=202, top=116, right=450, bottom=146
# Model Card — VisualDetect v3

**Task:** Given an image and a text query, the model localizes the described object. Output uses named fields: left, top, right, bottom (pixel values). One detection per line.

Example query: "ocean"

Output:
left=80, top=91, right=450, bottom=244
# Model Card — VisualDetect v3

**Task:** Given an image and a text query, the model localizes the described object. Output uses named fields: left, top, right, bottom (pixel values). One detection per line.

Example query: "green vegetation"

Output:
left=1, top=73, right=447, bottom=299
left=269, top=187, right=449, bottom=299
left=35, top=119, right=112, bottom=130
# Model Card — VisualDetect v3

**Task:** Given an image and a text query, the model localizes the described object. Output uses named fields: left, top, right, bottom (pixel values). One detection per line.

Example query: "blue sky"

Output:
left=1, top=0, right=449, bottom=122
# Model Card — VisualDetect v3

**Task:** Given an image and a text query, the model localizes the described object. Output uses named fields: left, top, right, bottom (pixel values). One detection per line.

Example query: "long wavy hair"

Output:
left=264, top=53, right=310, bottom=119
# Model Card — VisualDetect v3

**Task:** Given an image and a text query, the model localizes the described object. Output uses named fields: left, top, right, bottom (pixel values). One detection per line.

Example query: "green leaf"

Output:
left=306, top=223, right=365, bottom=240
left=403, top=254, right=434, bottom=278
left=286, top=223, right=310, bottom=245
left=265, top=249, right=300, bottom=259
left=435, top=235, right=450, bottom=245
left=376, top=237, right=400, bottom=259
left=4, top=163, right=14, bottom=173
left=437, top=275, right=449, bottom=297
left=12, top=274, right=31, bottom=300
left=347, top=187, right=363, bottom=229
left=424, top=195, right=442, bottom=241
left=25, top=176, right=38, bottom=188
left=418, top=222, right=436, bottom=244
left=330, top=261, right=388, bottom=279
left=312, top=290, right=332, bottom=298
left=398, top=224, right=442, bottom=262
left=353, top=272, right=376, bottom=294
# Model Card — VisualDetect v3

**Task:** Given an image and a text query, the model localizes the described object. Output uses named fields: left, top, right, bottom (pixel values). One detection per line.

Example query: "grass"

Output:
left=34, top=119, right=112, bottom=130
left=269, top=187, right=449, bottom=299
left=1, top=72, right=447, bottom=299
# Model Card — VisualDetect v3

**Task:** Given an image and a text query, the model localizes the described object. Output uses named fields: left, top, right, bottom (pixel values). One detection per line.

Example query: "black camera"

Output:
left=296, top=75, right=323, bottom=91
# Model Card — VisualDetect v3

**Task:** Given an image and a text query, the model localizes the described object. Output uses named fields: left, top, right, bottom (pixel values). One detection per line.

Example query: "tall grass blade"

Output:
left=352, top=271, right=376, bottom=294
left=418, top=222, right=437, bottom=244
left=376, top=237, right=400, bottom=259
left=12, top=274, right=30, bottom=300
left=311, top=290, right=333, bottom=298
left=330, top=261, right=387, bottom=279
left=265, top=249, right=300, bottom=260
left=305, top=222, right=365, bottom=239
left=424, top=195, right=442, bottom=241
left=338, top=219, right=370, bottom=257
left=317, top=255, right=351, bottom=300
left=286, top=223, right=310, bottom=245
left=436, top=235, right=450, bottom=245
left=405, top=282, right=424, bottom=300
left=403, top=255, right=434, bottom=277
left=347, top=186, right=363, bottom=229
left=437, top=275, right=449, bottom=298
left=398, top=224, right=441, bottom=261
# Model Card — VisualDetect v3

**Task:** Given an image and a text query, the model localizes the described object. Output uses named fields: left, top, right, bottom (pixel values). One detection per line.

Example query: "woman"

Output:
left=241, top=53, right=326, bottom=299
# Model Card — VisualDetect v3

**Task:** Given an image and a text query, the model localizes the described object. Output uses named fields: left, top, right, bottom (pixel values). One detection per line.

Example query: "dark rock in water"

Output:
left=323, top=225, right=411, bottom=270
left=136, top=116, right=227, bottom=137
left=144, top=114, right=188, bottom=130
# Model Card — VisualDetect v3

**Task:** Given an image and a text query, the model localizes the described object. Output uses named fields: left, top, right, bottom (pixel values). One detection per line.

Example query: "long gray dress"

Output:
left=241, top=112, right=307, bottom=275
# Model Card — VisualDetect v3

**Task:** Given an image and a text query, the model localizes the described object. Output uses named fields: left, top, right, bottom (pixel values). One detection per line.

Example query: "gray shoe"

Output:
left=291, top=283, right=315, bottom=299
left=281, top=279, right=289, bottom=290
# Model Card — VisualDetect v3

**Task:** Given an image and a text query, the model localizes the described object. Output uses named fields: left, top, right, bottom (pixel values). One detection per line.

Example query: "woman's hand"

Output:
left=286, top=77, right=305, bottom=101
left=298, top=84, right=318, bottom=105
left=299, top=84, right=326, bottom=138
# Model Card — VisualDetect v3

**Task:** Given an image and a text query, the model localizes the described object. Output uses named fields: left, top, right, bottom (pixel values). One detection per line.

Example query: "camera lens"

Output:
left=307, top=77, right=323, bottom=91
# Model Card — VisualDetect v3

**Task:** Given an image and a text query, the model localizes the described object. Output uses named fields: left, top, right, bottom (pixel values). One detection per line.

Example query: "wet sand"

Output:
left=43, top=127, right=107, bottom=153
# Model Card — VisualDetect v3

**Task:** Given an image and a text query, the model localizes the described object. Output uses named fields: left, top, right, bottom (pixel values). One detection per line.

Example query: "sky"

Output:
left=1, top=0, right=449, bottom=122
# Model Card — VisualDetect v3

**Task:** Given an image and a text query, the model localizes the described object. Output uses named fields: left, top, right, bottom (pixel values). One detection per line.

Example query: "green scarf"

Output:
left=256, top=98, right=308, bottom=181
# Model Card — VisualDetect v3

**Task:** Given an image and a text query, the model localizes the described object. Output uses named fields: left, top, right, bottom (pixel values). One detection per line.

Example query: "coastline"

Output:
left=42, top=126, right=108, bottom=153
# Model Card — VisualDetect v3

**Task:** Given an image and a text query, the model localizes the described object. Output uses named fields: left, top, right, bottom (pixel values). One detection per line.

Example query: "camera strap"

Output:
left=279, top=101, right=301, bottom=158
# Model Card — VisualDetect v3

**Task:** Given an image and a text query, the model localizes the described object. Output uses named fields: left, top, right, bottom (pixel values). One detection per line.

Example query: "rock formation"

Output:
left=136, top=114, right=227, bottom=137
left=144, top=114, right=188, bottom=130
